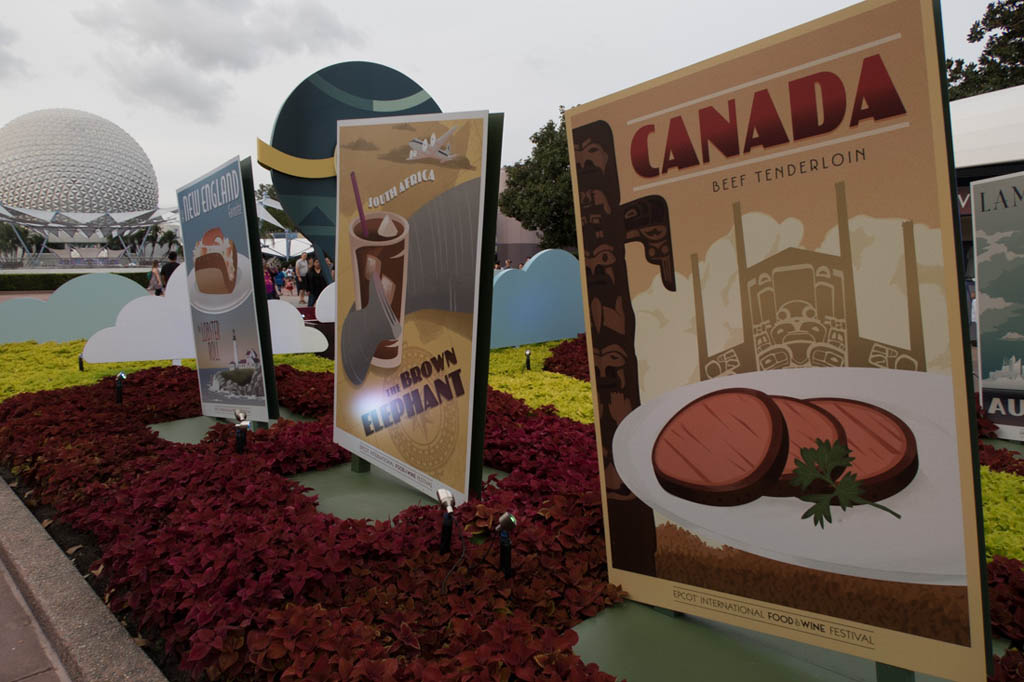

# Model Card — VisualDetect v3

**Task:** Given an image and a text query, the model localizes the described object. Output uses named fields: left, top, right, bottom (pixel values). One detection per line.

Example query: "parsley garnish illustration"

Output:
left=790, top=439, right=901, bottom=528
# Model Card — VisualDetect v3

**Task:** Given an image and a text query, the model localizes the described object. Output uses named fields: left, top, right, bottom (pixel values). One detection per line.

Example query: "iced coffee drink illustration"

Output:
left=350, top=211, right=409, bottom=367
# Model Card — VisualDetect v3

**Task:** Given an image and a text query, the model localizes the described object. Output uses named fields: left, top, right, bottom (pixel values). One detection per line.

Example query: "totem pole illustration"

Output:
left=574, top=120, right=675, bottom=575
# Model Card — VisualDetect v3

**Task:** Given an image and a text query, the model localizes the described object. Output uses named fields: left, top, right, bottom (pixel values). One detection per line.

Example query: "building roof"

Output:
left=951, top=83, right=1024, bottom=170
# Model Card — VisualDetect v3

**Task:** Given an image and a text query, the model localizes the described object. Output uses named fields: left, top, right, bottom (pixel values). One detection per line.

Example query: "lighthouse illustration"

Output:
left=232, top=328, right=239, bottom=367
left=691, top=181, right=927, bottom=379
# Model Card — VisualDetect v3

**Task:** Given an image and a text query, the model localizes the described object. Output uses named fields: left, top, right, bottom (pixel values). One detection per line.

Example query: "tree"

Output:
left=0, top=223, right=24, bottom=261
left=0, top=223, right=43, bottom=262
left=157, top=227, right=182, bottom=255
left=947, top=1, right=1024, bottom=100
left=498, top=108, right=576, bottom=250
left=256, top=183, right=278, bottom=201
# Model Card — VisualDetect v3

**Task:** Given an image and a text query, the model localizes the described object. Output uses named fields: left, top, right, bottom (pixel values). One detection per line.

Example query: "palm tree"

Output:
left=118, top=228, right=147, bottom=258
left=157, top=228, right=182, bottom=257
left=0, top=223, right=44, bottom=263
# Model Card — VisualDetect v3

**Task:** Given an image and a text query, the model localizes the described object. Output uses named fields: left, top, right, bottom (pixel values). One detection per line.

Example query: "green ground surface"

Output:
left=573, top=602, right=948, bottom=682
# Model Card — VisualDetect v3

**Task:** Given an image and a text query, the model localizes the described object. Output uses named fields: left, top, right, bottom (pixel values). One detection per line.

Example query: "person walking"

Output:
left=161, top=251, right=180, bottom=288
left=147, top=260, right=164, bottom=295
left=264, top=263, right=279, bottom=300
left=295, top=252, right=310, bottom=305
left=306, top=257, right=327, bottom=308
left=274, top=267, right=285, bottom=296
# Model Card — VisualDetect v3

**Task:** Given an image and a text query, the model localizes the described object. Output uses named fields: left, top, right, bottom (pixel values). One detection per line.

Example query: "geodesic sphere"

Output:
left=0, top=108, right=159, bottom=213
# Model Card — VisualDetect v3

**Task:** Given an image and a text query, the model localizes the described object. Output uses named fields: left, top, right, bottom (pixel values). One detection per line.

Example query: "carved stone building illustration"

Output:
left=692, top=182, right=926, bottom=379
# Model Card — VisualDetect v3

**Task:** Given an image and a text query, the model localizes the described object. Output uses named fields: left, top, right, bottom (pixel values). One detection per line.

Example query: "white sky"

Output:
left=0, top=0, right=990, bottom=207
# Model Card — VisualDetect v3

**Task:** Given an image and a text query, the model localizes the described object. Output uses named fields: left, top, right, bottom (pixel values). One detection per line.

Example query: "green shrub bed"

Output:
left=0, top=340, right=336, bottom=403
left=0, top=271, right=148, bottom=291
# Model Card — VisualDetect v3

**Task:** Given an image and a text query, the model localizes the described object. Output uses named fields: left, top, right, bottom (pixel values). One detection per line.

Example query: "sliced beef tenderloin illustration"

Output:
left=766, top=395, right=847, bottom=497
left=652, top=388, right=788, bottom=506
left=807, top=398, right=918, bottom=502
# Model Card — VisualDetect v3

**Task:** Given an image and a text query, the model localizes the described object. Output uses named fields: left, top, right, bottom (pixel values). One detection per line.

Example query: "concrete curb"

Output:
left=0, top=482, right=167, bottom=682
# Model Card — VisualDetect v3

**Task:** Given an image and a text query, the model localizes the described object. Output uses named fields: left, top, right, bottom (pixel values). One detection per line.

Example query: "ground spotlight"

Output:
left=115, top=372, right=126, bottom=403
left=436, top=488, right=455, bottom=513
left=495, top=512, right=516, bottom=578
left=78, top=354, right=84, bottom=372
left=234, top=410, right=250, bottom=453
left=436, top=488, right=455, bottom=553
left=525, top=349, right=531, bottom=370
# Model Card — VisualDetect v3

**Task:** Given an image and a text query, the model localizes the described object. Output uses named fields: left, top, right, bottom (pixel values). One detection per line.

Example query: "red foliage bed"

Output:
left=542, top=335, right=590, bottom=382
left=1, top=364, right=1022, bottom=680
left=0, top=366, right=619, bottom=681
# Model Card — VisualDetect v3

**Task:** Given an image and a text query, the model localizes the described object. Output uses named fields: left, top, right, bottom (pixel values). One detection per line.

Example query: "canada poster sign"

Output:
left=332, top=111, right=489, bottom=504
left=566, top=0, right=987, bottom=677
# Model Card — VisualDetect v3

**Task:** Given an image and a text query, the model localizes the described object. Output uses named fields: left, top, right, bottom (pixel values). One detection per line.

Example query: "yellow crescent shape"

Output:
left=256, top=138, right=336, bottom=179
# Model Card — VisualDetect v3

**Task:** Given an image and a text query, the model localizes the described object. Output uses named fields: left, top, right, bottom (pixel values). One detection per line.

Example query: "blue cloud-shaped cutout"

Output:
left=0, top=273, right=148, bottom=344
left=490, top=249, right=584, bottom=348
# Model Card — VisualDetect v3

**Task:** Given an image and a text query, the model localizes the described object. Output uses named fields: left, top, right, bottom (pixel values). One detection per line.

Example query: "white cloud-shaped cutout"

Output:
left=85, top=267, right=328, bottom=362
left=83, top=267, right=195, bottom=362
left=314, top=282, right=336, bottom=323
left=320, top=249, right=585, bottom=348
left=491, top=249, right=584, bottom=348
left=268, top=300, right=327, bottom=353
left=1002, top=331, right=1024, bottom=341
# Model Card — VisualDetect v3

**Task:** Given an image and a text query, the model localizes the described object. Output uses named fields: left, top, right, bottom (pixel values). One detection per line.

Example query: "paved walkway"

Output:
left=0, top=289, right=76, bottom=680
left=0, top=291, right=50, bottom=303
left=0, top=559, right=70, bottom=682
left=0, top=286, right=314, bottom=682
left=0, top=482, right=165, bottom=682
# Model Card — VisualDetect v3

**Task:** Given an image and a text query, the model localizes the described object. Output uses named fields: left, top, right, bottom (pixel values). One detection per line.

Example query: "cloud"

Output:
left=1002, top=332, right=1024, bottom=341
left=321, top=251, right=585, bottom=349
left=491, top=250, right=584, bottom=348
left=0, top=24, right=26, bottom=81
left=73, top=0, right=363, bottom=119
left=74, top=0, right=361, bottom=71
left=99, top=53, right=231, bottom=120
left=633, top=213, right=955, bottom=403
left=974, top=230, right=1022, bottom=265
left=821, top=217, right=949, bottom=371
left=84, top=267, right=327, bottom=361
left=314, top=283, right=336, bottom=322
left=0, top=273, right=148, bottom=344
left=633, top=212, right=803, bottom=402
left=320, top=252, right=585, bottom=349
left=268, top=300, right=327, bottom=353
left=981, top=293, right=1014, bottom=310
left=342, top=138, right=378, bottom=151
left=83, top=267, right=195, bottom=361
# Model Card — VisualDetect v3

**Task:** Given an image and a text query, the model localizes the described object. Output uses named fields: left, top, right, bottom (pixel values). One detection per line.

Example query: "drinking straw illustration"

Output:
left=350, top=172, right=368, bottom=238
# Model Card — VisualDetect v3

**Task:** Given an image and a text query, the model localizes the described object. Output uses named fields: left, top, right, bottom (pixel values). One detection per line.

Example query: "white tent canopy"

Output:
left=261, top=236, right=313, bottom=258
left=950, top=83, right=1024, bottom=170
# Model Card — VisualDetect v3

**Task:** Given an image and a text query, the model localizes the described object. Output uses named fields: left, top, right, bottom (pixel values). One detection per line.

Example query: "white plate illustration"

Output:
left=188, top=253, right=254, bottom=314
left=613, top=367, right=969, bottom=585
